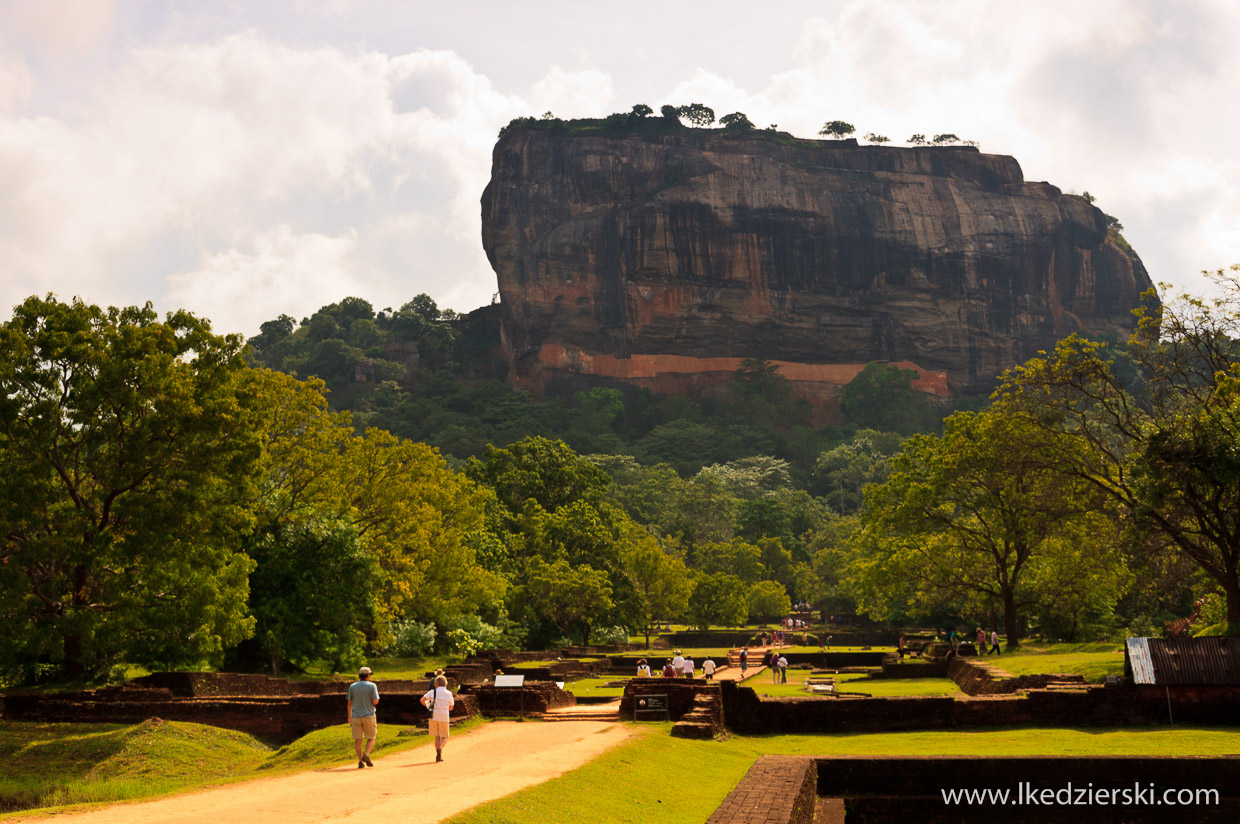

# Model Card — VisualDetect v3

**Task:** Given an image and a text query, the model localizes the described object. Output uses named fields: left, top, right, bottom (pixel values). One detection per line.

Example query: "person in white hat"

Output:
left=347, top=666, right=380, bottom=768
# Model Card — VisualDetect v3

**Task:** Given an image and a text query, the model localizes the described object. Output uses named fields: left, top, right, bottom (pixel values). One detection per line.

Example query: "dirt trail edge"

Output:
left=19, top=720, right=632, bottom=824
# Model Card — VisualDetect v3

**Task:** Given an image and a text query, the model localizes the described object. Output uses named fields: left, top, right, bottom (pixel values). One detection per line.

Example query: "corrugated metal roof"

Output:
left=1126, top=637, right=1156, bottom=684
left=1126, top=637, right=1240, bottom=686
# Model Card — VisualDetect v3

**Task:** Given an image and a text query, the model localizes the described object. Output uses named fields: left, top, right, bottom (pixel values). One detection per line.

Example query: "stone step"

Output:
left=541, top=712, right=620, bottom=722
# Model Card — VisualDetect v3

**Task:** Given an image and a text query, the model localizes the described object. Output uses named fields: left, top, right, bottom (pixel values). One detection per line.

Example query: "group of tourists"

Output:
left=345, top=665, right=457, bottom=769
left=638, top=651, right=717, bottom=679
left=946, top=628, right=1002, bottom=655
left=766, top=650, right=789, bottom=683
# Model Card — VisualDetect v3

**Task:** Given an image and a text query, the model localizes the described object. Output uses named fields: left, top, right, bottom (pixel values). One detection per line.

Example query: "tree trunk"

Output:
left=1225, top=577, right=1240, bottom=625
left=1003, top=588, right=1021, bottom=650
left=64, top=563, right=91, bottom=676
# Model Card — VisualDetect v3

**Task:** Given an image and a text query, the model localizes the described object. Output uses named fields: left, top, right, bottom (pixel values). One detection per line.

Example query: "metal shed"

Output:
left=1124, top=636, right=1240, bottom=685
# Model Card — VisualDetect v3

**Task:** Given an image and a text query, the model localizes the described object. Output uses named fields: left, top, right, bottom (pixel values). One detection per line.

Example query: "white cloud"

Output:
left=0, top=48, right=33, bottom=112
left=1, top=0, right=116, bottom=56
left=166, top=225, right=364, bottom=334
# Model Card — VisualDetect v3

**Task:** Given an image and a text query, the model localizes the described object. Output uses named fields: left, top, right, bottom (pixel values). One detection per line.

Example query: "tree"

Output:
left=524, top=558, right=613, bottom=644
left=676, top=103, right=715, bottom=127
left=849, top=408, right=1121, bottom=648
left=245, top=517, right=376, bottom=675
left=812, top=430, right=901, bottom=514
left=932, top=133, right=961, bottom=145
left=864, top=132, right=890, bottom=144
left=621, top=533, right=691, bottom=648
left=0, top=296, right=262, bottom=677
left=719, top=112, right=754, bottom=131
left=997, top=270, right=1240, bottom=628
left=466, top=436, right=610, bottom=516
left=819, top=120, right=855, bottom=139
left=660, top=104, right=679, bottom=120
left=630, top=103, right=653, bottom=118
left=748, top=580, right=792, bottom=623
left=841, top=363, right=937, bottom=434
left=907, top=134, right=927, bottom=145
left=687, top=573, right=749, bottom=632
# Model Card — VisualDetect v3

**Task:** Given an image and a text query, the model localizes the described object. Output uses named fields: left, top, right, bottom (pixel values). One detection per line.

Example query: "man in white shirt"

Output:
left=682, top=655, right=694, bottom=678
left=671, top=650, right=684, bottom=674
left=701, top=658, right=716, bottom=680
left=776, top=655, right=788, bottom=683
left=421, top=674, right=455, bottom=763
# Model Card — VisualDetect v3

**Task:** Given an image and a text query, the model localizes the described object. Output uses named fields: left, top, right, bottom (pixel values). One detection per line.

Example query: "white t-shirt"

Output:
left=682, top=658, right=694, bottom=674
left=637, top=665, right=651, bottom=677
left=702, top=660, right=716, bottom=675
left=776, top=656, right=788, bottom=669
left=421, top=686, right=455, bottom=722
left=672, top=655, right=684, bottom=670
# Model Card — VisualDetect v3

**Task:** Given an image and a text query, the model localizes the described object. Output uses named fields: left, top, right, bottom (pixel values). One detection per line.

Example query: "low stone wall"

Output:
left=706, top=756, right=816, bottom=824
left=2, top=690, right=478, bottom=743
left=948, top=658, right=1086, bottom=696
left=879, top=661, right=949, bottom=678
left=461, top=681, right=575, bottom=716
left=619, top=678, right=718, bottom=721
left=719, top=681, right=1240, bottom=733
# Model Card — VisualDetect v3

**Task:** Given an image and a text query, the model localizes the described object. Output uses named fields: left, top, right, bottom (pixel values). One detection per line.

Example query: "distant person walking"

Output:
left=636, top=659, right=652, bottom=677
left=777, top=654, right=788, bottom=683
left=739, top=647, right=749, bottom=676
left=672, top=650, right=684, bottom=674
left=663, top=659, right=676, bottom=678
left=682, top=655, right=695, bottom=678
left=898, top=634, right=906, bottom=659
left=990, top=629, right=1002, bottom=655
left=347, top=666, right=380, bottom=769
left=976, top=628, right=987, bottom=656
left=421, top=674, right=455, bottom=763
left=702, top=658, right=716, bottom=680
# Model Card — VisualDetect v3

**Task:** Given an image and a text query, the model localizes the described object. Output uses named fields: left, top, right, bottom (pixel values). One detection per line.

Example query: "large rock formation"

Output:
left=481, top=125, right=1153, bottom=406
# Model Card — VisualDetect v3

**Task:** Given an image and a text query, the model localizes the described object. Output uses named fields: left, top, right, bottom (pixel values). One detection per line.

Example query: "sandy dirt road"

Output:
left=17, top=720, right=632, bottom=824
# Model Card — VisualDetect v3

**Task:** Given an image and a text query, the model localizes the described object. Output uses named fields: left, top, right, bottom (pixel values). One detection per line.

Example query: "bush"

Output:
left=591, top=625, right=631, bottom=645
left=386, top=620, right=437, bottom=657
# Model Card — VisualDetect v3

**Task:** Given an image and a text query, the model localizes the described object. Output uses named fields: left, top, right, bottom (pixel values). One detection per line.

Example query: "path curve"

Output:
left=16, top=721, right=632, bottom=824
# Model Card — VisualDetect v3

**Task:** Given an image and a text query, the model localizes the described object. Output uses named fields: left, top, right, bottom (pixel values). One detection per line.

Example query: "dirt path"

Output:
left=19, top=721, right=632, bottom=824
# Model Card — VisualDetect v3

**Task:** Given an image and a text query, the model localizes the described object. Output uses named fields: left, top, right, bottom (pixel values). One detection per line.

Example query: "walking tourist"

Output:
left=347, top=666, right=380, bottom=769
left=637, top=658, right=651, bottom=677
left=976, top=627, right=987, bottom=656
left=702, top=658, right=716, bottom=679
left=420, top=674, right=455, bottom=763
left=990, top=629, right=1001, bottom=655
left=672, top=649, right=685, bottom=674
left=682, top=655, right=695, bottom=678
left=898, top=634, right=906, bottom=659
left=739, top=646, right=749, bottom=675
left=777, top=654, right=788, bottom=683
left=663, top=659, right=676, bottom=677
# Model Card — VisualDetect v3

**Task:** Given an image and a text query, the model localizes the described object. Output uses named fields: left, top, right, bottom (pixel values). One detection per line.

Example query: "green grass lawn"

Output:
left=0, top=717, right=477, bottom=817
left=448, top=724, right=1240, bottom=824
left=987, top=643, right=1126, bottom=682
left=561, top=677, right=630, bottom=698
left=746, top=672, right=961, bottom=698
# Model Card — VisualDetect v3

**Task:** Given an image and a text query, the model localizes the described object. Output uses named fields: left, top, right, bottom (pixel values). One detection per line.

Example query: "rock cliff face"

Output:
left=481, top=127, right=1153, bottom=403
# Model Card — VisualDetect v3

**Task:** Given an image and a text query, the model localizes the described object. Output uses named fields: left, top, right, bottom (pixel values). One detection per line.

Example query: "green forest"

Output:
left=3, top=268, right=1239, bottom=683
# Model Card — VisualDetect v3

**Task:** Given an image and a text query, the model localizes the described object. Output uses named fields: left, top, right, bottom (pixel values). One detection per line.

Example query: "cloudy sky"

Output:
left=2, top=0, right=1238, bottom=337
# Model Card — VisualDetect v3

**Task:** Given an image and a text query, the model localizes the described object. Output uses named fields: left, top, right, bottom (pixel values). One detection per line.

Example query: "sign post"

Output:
left=634, top=693, right=669, bottom=722
left=492, top=673, right=526, bottom=718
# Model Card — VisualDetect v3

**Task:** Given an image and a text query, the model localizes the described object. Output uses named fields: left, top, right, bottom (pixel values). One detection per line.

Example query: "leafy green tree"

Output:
left=466, top=436, right=610, bottom=515
left=998, top=271, right=1240, bottom=627
left=841, top=362, right=937, bottom=435
left=907, top=134, right=927, bottom=145
left=630, top=103, right=653, bottom=118
left=0, top=296, right=262, bottom=677
left=621, top=532, right=691, bottom=648
left=812, top=429, right=901, bottom=514
left=246, top=517, right=377, bottom=675
left=748, top=580, right=792, bottom=623
left=695, top=539, right=765, bottom=583
left=687, top=573, right=749, bottom=632
left=932, top=133, right=961, bottom=145
left=719, top=112, right=754, bottom=131
left=864, top=132, right=890, bottom=144
left=660, top=104, right=679, bottom=120
left=524, top=558, right=614, bottom=644
left=849, top=408, right=1121, bottom=648
left=676, top=103, right=715, bottom=127
left=819, top=120, right=855, bottom=139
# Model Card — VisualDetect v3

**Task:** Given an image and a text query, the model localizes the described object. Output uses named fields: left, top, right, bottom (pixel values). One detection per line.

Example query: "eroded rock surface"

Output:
left=482, top=127, right=1152, bottom=398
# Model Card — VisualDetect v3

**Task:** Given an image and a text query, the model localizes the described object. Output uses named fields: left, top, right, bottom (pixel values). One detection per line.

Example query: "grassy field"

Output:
left=448, top=723, right=1240, bottom=824
left=0, top=717, right=473, bottom=816
left=746, top=673, right=962, bottom=698
left=561, top=677, right=630, bottom=698
left=987, top=643, right=1126, bottom=682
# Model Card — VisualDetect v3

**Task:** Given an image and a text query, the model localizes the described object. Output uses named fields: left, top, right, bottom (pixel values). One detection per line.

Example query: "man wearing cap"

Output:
left=421, top=674, right=455, bottom=762
left=347, top=666, right=380, bottom=768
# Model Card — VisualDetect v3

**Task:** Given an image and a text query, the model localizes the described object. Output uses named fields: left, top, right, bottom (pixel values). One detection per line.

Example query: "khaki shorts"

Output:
left=350, top=715, right=377, bottom=740
left=429, top=719, right=450, bottom=738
